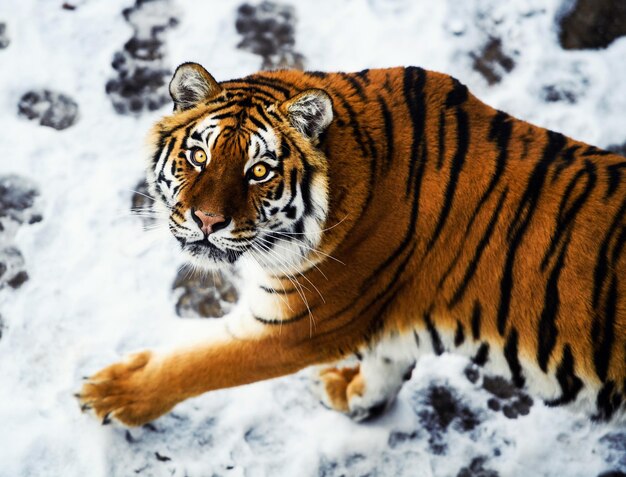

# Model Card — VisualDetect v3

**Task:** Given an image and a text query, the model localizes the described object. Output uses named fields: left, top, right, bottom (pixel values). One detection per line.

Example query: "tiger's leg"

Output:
left=77, top=312, right=347, bottom=426
left=317, top=334, right=416, bottom=421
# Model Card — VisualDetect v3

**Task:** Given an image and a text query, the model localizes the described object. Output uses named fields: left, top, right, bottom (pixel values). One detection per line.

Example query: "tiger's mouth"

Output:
left=183, top=238, right=243, bottom=265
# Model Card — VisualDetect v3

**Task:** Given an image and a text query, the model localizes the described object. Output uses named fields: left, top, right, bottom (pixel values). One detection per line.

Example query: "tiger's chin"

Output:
left=182, top=240, right=243, bottom=270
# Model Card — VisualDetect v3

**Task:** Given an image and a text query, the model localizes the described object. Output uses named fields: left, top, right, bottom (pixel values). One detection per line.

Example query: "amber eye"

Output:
left=251, top=163, right=269, bottom=181
left=191, top=148, right=207, bottom=166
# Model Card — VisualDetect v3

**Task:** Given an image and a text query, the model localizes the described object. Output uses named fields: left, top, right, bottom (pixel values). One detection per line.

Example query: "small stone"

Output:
left=18, top=90, right=79, bottom=130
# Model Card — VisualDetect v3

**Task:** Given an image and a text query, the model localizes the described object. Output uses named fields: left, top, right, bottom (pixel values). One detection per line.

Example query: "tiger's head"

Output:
left=146, top=63, right=333, bottom=272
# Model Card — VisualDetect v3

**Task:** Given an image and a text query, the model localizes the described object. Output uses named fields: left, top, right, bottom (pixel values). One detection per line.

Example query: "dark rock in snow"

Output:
left=558, top=0, right=626, bottom=50
left=598, top=472, right=626, bottom=477
left=173, top=268, right=238, bottom=318
left=18, top=90, right=79, bottom=130
left=0, top=314, right=5, bottom=340
left=457, top=456, right=500, bottom=477
left=0, top=247, right=28, bottom=290
left=470, top=37, right=515, bottom=85
left=0, top=22, right=9, bottom=49
left=107, top=0, right=178, bottom=115
left=0, top=175, right=42, bottom=227
left=236, top=1, right=304, bottom=70
left=416, top=385, right=481, bottom=454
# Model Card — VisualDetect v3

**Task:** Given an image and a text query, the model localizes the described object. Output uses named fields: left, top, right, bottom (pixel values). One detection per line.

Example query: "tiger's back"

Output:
left=237, top=66, right=626, bottom=419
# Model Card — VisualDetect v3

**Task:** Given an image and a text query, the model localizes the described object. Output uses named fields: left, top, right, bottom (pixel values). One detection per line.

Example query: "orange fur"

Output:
left=79, top=66, right=626, bottom=425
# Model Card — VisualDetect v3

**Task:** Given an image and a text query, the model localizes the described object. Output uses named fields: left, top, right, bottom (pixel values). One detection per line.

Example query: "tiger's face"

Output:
left=146, top=63, right=333, bottom=272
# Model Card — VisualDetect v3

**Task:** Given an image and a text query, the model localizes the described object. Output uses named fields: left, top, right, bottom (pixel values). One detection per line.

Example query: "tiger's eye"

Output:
left=252, top=163, right=268, bottom=179
left=192, top=148, right=207, bottom=165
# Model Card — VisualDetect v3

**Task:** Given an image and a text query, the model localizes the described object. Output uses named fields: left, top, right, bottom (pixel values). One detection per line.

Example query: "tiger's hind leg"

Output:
left=316, top=334, right=416, bottom=421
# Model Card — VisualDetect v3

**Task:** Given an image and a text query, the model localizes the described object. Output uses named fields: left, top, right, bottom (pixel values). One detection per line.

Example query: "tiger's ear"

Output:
left=280, top=89, right=333, bottom=141
left=169, top=63, right=222, bottom=112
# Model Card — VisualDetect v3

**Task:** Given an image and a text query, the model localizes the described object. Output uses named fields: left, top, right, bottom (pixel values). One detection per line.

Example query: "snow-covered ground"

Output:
left=1, top=0, right=625, bottom=476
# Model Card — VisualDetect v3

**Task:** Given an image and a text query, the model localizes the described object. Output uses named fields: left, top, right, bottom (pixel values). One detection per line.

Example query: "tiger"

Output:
left=78, top=62, right=626, bottom=426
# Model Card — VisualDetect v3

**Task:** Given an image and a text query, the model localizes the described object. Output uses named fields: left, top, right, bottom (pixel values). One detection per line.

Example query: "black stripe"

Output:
left=238, top=76, right=292, bottom=98
left=454, top=321, right=465, bottom=347
left=259, top=285, right=298, bottom=295
left=605, top=162, right=626, bottom=199
left=465, top=111, right=512, bottom=233
left=444, top=78, right=468, bottom=107
left=280, top=168, right=298, bottom=218
left=426, top=105, right=469, bottom=251
left=254, top=307, right=311, bottom=325
left=436, top=109, right=446, bottom=170
left=471, top=301, right=482, bottom=340
left=472, top=343, right=489, bottom=366
left=360, top=131, right=423, bottom=292
left=551, top=145, right=580, bottom=184
left=328, top=87, right=378, bottom=207
left=436, top=112, right=511, bottom=292
left=581, top=145, right=613, bottom=157
left=341, top=73, right=367, bottom=101
left=544, top=344, right=583, bottom=407
left=255, top=104, right=274, bottom=127
left=592, top=197, right=626, bottom=308
left=593, top=381, right=622, bottom=421
left=592, top=275, right=618, bottom=381
left=504, top=328, right=525, bottom=388
left=310, top=243, right=417, bottom=344
left=449, top=187, right=508, bottom=307
left=537, top=235, right=569, bottom=372
left=248, top=114, right=267, bottom=131
left=497, top=130, right=567, bottom=335
left=379, top=95, right=395, bottom=173
left=542, top=160, right=598, bottom=270
left=300, top=158, right=313, bottom=216
left=403, top=67, right=428, bottom=197
left=424, top=313, right=444, bottom=355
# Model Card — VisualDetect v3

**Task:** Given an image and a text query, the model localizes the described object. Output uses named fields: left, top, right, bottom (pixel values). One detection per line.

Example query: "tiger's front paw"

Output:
left=77, top=351, right=178, bottom=427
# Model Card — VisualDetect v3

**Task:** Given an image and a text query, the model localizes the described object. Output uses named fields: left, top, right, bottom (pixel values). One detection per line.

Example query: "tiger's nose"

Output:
left=191, top=209, right=231, bottom=236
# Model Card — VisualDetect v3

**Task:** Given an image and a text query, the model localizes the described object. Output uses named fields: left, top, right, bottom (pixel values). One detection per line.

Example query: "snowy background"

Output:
left=1, top=0, right=626, bottom=476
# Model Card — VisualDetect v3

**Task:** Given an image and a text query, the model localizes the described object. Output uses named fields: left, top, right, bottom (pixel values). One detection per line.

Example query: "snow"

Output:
left=0, top=0, right=625, bottom=476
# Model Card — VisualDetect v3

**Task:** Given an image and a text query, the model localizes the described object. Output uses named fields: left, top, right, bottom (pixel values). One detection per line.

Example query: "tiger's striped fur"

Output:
left=79, top=64, right=626, bottom=426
